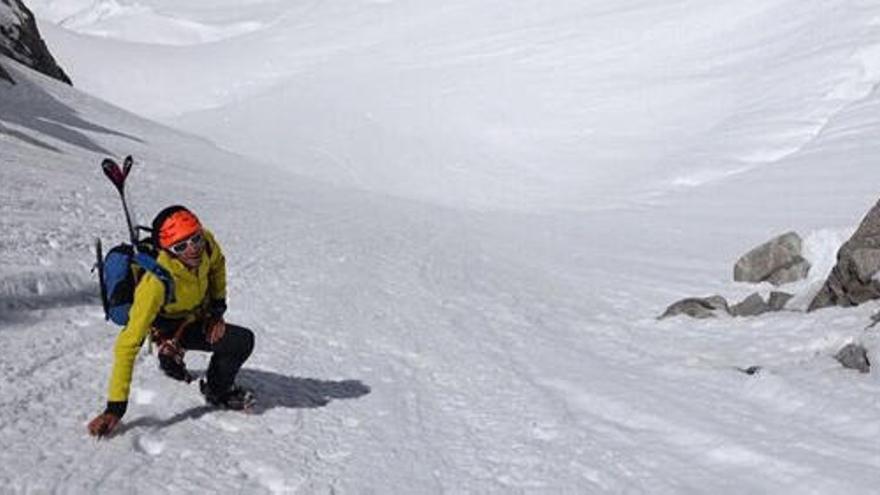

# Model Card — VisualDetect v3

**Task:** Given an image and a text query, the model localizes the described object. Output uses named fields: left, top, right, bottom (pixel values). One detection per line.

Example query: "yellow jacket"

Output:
left=106, top=229, right=226, bottom=403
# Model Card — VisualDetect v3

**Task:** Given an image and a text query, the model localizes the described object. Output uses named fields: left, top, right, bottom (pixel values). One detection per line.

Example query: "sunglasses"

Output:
left=168, top=232, right=204, bottom=255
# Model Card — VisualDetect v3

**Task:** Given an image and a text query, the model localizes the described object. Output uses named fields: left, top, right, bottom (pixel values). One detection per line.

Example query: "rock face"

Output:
left=835, top=343, right=870, bottom=373
left=0, top=0, right=70, bottom=85
left=0, top=59, right=11, bottom=83
left=734, top=232, right=811, bottom=286
left=809, top=199, right=880, bottom=311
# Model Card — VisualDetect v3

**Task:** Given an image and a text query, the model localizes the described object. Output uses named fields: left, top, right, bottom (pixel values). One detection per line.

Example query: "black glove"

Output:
left=157, top=339, right=193, bottom=382
left=208, top=298, right=227, bottom=319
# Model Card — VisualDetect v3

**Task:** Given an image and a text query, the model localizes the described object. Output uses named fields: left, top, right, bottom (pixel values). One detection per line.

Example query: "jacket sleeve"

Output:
left=106, top=273, right=165, bottom=406
left=206, top=230, right=227, bottom=315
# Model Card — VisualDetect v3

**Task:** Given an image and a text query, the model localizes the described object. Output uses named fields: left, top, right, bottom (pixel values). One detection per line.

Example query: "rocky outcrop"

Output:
left=0, top=59, right=12, bottom=83
left=767, top=291, right=793, bottom=311
left=734, top=232, right=810, bottom=286
left=0, top=0, right=70, bottom=85
left=730, top=292, right=770, bottom=317
left=658, top=295, right=729, bottom=319
left=809, top=199, right=880, bottom=311
left=835, top=343, right=870, bottom=373
left=659, top=291, right=793, bottom=320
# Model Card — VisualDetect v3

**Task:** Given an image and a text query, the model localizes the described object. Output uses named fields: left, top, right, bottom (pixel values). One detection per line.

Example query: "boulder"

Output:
left=734, top=232, right=810, bottom=286
left=730, top=292, right=770, bottom=317
left=835, top=343, right=870, bottom=373
left=659, top=295, right=730, bottom=319
left=809, top=199, right=880, bottom=311
left=765, top=258, right=811, bottom=286
left=0, top=0, right=70, bottom=85
left=767, top=291, right=794, bottom=311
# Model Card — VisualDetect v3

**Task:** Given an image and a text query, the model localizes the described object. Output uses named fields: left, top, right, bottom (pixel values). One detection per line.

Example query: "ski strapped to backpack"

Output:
left=93, top=155, right=176, bottom=325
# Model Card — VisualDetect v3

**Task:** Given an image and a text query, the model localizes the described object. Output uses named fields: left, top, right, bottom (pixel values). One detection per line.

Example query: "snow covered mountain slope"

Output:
left=30, top=0, right=880, bottom=211
left=3, top=1, right=880, bottom=493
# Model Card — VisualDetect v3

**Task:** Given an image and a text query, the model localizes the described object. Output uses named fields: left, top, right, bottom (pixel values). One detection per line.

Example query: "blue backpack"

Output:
left=96, top=241, right=175, bottom=325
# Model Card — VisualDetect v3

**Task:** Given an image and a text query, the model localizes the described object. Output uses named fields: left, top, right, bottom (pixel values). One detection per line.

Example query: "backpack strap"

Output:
left=133, top=252, right=176, bottom=305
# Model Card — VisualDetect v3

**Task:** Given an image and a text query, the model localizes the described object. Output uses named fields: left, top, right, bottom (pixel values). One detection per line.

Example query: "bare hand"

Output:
left=207, top=317, right=226, bottom=345
left=87, top=413, right=120, bottom=438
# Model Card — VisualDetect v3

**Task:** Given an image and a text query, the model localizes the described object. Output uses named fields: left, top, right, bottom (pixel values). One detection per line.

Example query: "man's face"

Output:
left=168, top=231, right=205, bottom=268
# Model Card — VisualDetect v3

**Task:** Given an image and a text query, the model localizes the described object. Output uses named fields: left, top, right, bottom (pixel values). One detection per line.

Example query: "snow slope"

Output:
left=2, top=0, right=880, bottom=493
left=31, top=0, right=880, bottom=211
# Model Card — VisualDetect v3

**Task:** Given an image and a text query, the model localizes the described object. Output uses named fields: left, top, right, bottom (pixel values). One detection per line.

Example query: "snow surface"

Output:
left=30, top=0, right=880, bottom=211
left=3, top=0, right=880, bottom=492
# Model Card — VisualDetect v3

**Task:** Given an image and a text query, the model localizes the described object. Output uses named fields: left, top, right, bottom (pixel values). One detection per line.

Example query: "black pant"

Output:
left=156, top=317, right=255, bottom=393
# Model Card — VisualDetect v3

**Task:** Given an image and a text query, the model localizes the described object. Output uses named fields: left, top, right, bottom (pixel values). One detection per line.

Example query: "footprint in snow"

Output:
left=68, top=317, right=91, bottom=328
left=133, top=433, right=165, bottom=456
left=131, top=388, right=157, bottom=405
left=239, top=461, right=304, bottom=493
left=207, top=414, right=241, bottom=433
left=531, top=421, right=559, bottom=441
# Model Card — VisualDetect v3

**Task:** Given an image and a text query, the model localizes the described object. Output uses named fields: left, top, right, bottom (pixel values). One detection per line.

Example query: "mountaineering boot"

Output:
left=199, top=379, right=255, bottom=410
left=157, top=338, right=193, bottom=383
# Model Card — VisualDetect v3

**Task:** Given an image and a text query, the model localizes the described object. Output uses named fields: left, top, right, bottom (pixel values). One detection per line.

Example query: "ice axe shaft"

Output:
left=101, top=155, right=139, bottom=248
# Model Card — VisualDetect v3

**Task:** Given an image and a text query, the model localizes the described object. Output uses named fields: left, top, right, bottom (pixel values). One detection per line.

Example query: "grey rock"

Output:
left=867, top=309, right=880, bottom=330
left=835, top=343, right=870, bottom=373
left=765, top=257, right=811, bottom=286
left=730, top=292, right=770, bottom=317
left=0, top=0, right=71, bottom=85
left=850, top=248, right=880, bottom=283
left=0, top=60, right=12, bottom=84
left=810, top=199, right=880, bottom=311
left=768, top=291, right=794, bottom=311
left=659, top=295, right=730, bottom=320
left=734, top=232, right=810, bottom=286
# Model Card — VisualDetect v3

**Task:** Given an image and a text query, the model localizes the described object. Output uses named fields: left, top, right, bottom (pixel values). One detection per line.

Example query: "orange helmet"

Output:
left=152, top=205, right=202, bottom=249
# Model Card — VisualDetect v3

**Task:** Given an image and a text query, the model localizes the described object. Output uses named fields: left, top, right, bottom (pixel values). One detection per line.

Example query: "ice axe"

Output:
left=101, top=155, right=139, bottom=248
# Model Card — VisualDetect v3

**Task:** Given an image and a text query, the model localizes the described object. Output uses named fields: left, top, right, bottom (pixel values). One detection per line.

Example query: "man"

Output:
left=88, top=205, right=255, bottom=437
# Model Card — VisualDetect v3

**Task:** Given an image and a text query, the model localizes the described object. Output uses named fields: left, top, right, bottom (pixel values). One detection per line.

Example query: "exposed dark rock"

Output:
left=730, top=292, right=770, bottom=317
left=660, top=291, right=796, bottom=320
left=867, top=309, right=880, bottom=330
left=734, top=232, right=810, bottom=286
left=659, top=295, right=729, bottom=320
left=0, top=0, right=71, bottom=85
left=835, top=343, right=870, bottom=373
left=768, top=291, right=794, bottom=311
left=0, top=59, right=12, bottom=84
left=736, top=365, right=762, bottom=375
left=810, top=199, right=880, bottom=311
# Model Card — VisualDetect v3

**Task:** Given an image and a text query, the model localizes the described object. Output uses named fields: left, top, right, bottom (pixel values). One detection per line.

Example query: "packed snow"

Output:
left=3, top=0, right=880, bottom=492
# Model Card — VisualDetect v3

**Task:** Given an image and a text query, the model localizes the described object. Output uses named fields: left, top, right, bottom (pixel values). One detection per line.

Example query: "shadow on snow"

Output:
left=0, top=271, right=100, bottom=324
left=0, top=62, right=142, bottom=154
left=118, top=368, right=371, bottom=433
